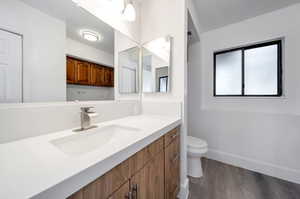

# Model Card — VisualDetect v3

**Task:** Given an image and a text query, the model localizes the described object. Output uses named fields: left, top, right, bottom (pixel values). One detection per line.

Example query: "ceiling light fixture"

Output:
left=122, top=0, right=136, bottom=22
left=71, top=0, right=82, bottom=6
left=80, top=30, right=102, bottom=42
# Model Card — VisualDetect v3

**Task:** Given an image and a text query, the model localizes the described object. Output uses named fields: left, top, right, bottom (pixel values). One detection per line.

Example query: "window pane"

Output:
left=244, top=45, right=278, bottom=95
left=215, top=50, right=242, bottom=95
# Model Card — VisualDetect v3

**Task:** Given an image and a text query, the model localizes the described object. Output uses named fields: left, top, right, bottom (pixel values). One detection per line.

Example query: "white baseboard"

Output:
left=206, top=148, right=300, bottom=185
left=178, top=177, right=189, bottom=199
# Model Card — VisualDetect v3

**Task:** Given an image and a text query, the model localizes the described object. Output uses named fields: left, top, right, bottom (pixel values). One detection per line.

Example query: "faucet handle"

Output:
left=81, top=107, right=95, bottom=113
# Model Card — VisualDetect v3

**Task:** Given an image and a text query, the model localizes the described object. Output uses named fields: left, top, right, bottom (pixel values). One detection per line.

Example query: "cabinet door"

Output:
left=103, top=67, right=114, bottom=87
left=67, top=57, right=76, bottom=84
left=108, top=181, right=130, bottom=199
left=130, top=151, right=165, bottom=199
left=109, top=68, right=114, bottom=87
left=165, top=136, right=180, bottom=199
left=90, top=64, right=96, bottom=85
left=90, top=65, right=104, bottom=86
left=76, top=61, right=91, bottom=85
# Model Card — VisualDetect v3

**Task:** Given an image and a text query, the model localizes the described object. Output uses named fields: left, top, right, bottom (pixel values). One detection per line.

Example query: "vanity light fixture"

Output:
left=122, top=0, right=136, bottom=22
left=80, top=30, right=102, bottom=42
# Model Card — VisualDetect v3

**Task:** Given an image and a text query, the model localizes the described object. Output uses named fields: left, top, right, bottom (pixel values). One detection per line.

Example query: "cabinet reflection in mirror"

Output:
left=142, top=36, right=172, bottom=93
left=118, top=42, right=140, bottom=94
left=0, top=0, right=141, bottom=103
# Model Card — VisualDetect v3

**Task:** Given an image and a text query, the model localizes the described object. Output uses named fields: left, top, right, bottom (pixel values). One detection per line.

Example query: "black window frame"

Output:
left=213, top=40, right=283, bottom=97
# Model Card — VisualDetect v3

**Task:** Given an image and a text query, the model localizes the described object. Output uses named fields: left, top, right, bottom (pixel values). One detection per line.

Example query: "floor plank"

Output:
left=189, top=158, right=300, bottom=199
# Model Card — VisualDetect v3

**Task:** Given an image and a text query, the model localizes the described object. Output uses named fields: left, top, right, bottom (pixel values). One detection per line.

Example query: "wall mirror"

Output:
left=118, top=40, right=140, bottom=94
left=0, top=0, right=139, bottom=103
left=142, top=36, right=172, bottom=93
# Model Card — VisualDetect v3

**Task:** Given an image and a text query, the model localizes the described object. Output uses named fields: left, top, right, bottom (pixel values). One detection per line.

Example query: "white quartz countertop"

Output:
left=0, top=114, right=181, bottom=199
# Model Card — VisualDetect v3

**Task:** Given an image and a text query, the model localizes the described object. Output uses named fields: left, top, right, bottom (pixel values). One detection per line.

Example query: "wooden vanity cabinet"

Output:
left=67, top=127, right=180, bottom=199
left=66, top=56, right=114, bottom=87
left=164, top=128, right=180, bottom=199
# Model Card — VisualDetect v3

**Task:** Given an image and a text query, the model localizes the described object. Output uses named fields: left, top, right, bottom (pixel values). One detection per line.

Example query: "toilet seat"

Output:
left=187, top=136, right=208, bottom=150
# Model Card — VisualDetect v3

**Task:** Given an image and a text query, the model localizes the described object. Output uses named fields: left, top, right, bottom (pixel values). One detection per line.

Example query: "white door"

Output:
left=0, top=29, right=22, bottom=103
left=121, top=67, right=136, bottom=93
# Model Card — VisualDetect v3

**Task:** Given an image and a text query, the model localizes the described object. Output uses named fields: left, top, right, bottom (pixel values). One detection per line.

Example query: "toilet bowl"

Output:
left=187, top=136, right=208, bottom=178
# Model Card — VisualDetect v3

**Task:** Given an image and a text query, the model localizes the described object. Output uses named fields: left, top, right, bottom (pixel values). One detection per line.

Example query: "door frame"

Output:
left=0, top=27, right=24, bottom=102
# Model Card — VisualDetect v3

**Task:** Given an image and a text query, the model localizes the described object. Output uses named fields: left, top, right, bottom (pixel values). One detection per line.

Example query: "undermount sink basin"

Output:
left=51, top=125, right=141, bottom=156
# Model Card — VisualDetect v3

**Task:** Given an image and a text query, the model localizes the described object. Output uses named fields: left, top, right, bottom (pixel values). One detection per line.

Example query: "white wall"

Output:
left=0, top=101, right=139, bottom=144
left=189, top=4, right=300, bottom=184
left=139, top=0, right=189, bottom=198
left=0, top=0, right=66, bottom=102
left=67, top=85, right=114, bottom=101
left=66, top=38, right=114, bottom=67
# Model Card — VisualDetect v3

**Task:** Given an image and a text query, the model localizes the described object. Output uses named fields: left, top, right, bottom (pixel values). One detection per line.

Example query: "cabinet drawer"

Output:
left=164, top=127, right=180, bottom=147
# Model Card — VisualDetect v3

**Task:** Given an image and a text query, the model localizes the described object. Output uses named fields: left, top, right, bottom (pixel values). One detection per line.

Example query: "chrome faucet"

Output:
left=78, top=107, right=98, bottom=131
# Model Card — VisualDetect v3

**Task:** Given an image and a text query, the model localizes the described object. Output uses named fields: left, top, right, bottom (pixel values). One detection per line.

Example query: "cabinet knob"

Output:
left=171, top=133, right=178, bottom=139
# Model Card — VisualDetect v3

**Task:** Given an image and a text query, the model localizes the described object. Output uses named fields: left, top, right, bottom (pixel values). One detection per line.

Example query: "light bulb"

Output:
left=123, top=3, right=136, bottom=22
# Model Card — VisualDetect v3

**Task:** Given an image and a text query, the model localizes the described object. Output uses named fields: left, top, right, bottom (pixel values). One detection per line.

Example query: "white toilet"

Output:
left=187, top=136, right=208, bottom=178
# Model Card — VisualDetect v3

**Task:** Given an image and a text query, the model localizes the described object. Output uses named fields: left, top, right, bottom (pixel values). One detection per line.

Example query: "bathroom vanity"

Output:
left=68, top=127, right=180, bottom=199
left=0, top=112, right=181, bottom=199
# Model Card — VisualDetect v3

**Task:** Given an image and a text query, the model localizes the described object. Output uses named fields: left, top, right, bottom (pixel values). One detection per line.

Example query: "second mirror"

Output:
left=142, top=36, right=172, bottom=93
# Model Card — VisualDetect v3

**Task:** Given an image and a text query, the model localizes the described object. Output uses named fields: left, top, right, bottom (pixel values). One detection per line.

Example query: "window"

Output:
left=214, top=40, right=282, bottom=97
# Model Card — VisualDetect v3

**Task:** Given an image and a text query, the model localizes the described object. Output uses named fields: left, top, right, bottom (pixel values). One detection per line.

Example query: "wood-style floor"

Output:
left=189, top=158, right=300, bottom=199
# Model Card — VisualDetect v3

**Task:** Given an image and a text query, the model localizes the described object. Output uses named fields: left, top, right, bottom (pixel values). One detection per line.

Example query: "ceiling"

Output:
left=188, top=12, right=200, bottom=45
left=20, top=0, right=114, bottom=53
left=193, top=0, right=300, bottom=32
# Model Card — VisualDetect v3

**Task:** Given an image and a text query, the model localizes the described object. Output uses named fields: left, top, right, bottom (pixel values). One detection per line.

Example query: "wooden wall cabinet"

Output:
left=67, top=127, right=180, bottom=199
left=66, top=56, right=114, bottom=87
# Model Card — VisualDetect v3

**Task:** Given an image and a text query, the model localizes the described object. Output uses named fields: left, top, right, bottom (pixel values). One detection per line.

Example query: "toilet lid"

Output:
left=187, top=136, right=208, bottom=149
